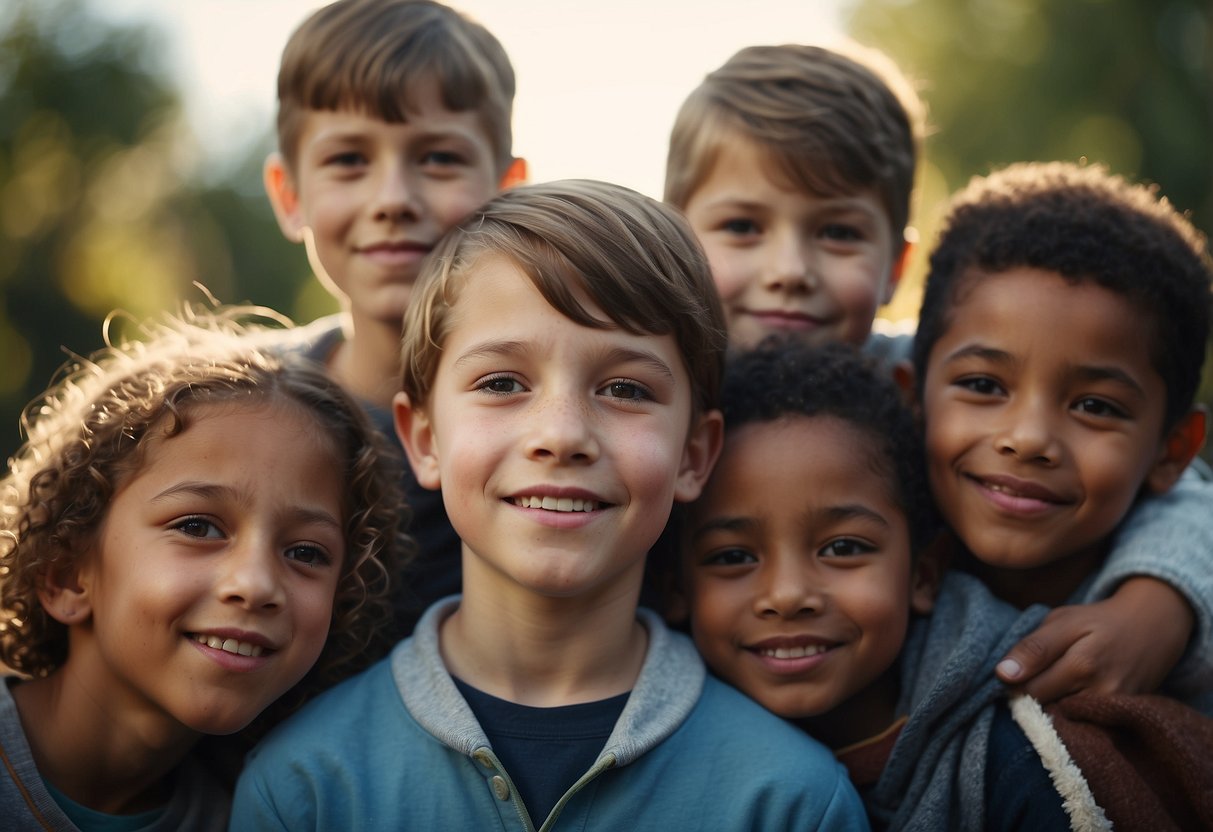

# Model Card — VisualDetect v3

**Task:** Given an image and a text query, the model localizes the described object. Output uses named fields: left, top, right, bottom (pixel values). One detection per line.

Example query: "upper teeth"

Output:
left=194, top=634, right=264, bottom=657
left=760, top=645, right=828, bottom=659
left=515, top=496, right=598, bottom=512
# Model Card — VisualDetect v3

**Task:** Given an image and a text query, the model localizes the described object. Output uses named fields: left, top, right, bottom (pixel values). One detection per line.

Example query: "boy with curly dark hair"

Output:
left=910, top=161, right=1213, bottom=710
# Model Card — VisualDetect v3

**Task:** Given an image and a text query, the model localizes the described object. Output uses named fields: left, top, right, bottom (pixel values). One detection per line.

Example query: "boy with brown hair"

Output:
left=263, top=0, right=526, bottom=629
left=230, top=180, right=868, bottom=830
left=665, top=44, right=1213, bottom=706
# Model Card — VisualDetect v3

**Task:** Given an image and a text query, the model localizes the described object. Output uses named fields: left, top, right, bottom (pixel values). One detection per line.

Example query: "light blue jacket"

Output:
left=230, top=600, right=868, bottom=831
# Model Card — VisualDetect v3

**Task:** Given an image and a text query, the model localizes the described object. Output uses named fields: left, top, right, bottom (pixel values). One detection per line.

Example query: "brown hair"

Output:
left=274, top=0, right=516, bottom=174
left=400, top=179, right=727, bottom=416
left=665, top=43, right=925, bottom=254
left=0, top=308, right=410, bottom=698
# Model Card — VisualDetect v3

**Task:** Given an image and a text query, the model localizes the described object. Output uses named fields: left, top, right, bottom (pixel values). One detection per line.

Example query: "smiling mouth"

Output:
left=191, top=634, right=267, bottom=657
left=755, top=644, right=831, bottom=659
left=510, top=496, right=603, bottom=512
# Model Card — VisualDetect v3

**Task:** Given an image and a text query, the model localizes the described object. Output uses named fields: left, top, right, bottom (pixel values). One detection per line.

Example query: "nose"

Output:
left=752, top=554, right=823, bottom=619
left=994, top=395, right=1062, bottom=465
left=217, top=539, right=285, bottom=611
left=524, top=389, right=600, bottom=465
left=762, top=230, right=815, bottom=294
left=372, top=161, right=419, bottom=223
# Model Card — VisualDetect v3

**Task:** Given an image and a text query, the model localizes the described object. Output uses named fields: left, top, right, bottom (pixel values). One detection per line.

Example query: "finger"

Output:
left=996, top=627, right=1073, bottom=686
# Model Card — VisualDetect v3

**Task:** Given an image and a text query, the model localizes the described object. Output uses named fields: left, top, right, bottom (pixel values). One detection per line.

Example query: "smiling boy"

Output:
left=910, top=161, right=1213, bottom=706
left=231, top=181, right=867, bottom=830
left=264, top=0, right=526, bottom=628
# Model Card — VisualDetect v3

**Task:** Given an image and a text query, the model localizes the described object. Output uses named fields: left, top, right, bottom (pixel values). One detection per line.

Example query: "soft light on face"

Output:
left=921, top=267, right=1171, bottom=604
left=396, top=254, right=717, bottom=608
left=684, top=415, right=928, bottom=748
left=271, top=82, right=502, bottom=330
left=69, top=400, right=346, bottom=737
left=682, top=136, right=896, bottom=350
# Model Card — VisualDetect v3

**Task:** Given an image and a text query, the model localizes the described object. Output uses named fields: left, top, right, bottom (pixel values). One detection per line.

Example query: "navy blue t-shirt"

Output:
left=454, top=678, right=628, bottom=825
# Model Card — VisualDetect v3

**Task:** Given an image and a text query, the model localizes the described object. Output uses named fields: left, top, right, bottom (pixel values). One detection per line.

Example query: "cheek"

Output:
left=705, top=249, right=751, bottom=301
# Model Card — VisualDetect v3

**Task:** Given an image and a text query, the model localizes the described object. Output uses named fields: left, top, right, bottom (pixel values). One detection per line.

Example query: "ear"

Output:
left=909, top=533, right=948, bottom=615
left=263, top=152, right=307, bottom=243
left=498, top=157, right=529, bottom=190
left=882, top=237, right=914, bottom=305
left=394, top=391, right=442, bottom=490
left=664, top=587, right=690, bottom=626
left=891, top=359, right=920, bottom=414
left=1145, top=406, right=1206, bottom=495
left=37, top=560, right=93, bottom=626
left=673, top=409, right=724, bottom=503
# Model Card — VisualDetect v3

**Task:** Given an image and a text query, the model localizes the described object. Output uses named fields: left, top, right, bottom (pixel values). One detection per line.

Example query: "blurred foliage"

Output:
left=0, top=0, right=329, bottom=464
left=851, top=0, right=1213, bottom=460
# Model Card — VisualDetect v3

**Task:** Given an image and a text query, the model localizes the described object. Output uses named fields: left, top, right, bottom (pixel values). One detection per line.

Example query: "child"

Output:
left=665, top=42, right=922, bottom=357
left=263, top=0, right=527, bottom=630
left=665, top=44, right=1213, bottom=705
left=0, top=311, right=407, bottom=829
left=677, top=341, right=1213, bottom=830
left=910, top=161, right=1213, bottom=709
left=230, top=180, right=868, bottom=830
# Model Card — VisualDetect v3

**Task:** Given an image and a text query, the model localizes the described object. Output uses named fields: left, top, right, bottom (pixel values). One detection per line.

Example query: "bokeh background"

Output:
left=1, top=0, right=1210, bottom=464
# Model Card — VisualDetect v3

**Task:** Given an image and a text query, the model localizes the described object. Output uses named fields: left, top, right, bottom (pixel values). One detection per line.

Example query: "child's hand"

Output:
left=994, top=577, right=1195, bottom=702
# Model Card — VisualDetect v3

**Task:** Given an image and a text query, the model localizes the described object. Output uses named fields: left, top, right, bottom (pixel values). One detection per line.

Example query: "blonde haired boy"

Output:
left=231, top=180, right=867, bottom=830
left=263, top=0, right=526, bottom=630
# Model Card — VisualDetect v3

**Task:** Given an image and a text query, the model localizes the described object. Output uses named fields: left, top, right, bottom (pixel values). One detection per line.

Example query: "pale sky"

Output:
left=94, top=0, right=849, bottom=198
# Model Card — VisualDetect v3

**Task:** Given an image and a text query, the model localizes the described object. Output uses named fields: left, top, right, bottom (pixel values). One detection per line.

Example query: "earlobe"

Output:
left=1146, top=406, right=1206, bottom=494
left=38, top=562, right=93, bottom=626
left=263, top=153, right=306, bottom=242
left=498, top=157, right=529, bottom=190
left=883, top=237, right=914, bottom=306
left=394, top=392, right=442, bottom=490
left=673, top=409, right=724, bottom=503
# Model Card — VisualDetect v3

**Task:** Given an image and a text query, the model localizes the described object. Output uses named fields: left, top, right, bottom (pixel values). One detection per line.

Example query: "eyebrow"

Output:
left=691, top=503, right=890, bottom=542
left=151, top=482, right=342, bottom=529
left=943, top=344, right=1147, bottom=398
left=452, top=340, right=676, bottom=384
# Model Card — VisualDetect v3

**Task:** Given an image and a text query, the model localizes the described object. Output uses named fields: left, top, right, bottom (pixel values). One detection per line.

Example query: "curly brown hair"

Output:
left=0, top=308, right=411, bottom=711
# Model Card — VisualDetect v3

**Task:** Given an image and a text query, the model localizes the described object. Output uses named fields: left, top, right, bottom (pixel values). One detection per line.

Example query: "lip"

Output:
left=745, top=635, right=838, bottom=676
left=506, top=485, right=612, bottom=529
left=356, top=240, right=432, bottom=267
left=967, top=472, right=1070, bottom=516
left=187, top=628, right=277, bottom=672
left=741, top=308, right=827, bottom=331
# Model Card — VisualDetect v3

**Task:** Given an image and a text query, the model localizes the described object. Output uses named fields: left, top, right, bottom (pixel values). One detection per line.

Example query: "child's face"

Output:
left=682, top=136, right=899, bottom=350
left=683, top=415, right=931, bottom=746
left=67, top=401, right=345, bottom=736
left=396, top=254, right=719, bottom=605
left=267, top=83, right=502, bottom=329
left=922, top=267, right=1170, bottom=584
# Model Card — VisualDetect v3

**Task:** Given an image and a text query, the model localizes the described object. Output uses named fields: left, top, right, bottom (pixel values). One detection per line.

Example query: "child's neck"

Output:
left=962, top=536, right=1110, bottom=609
left=328, top=313, right=404, bottom=408
left=794, top=663, right=903, bottom=750
left=12, top=665, right=196, bottom=815
left=441, top=574, right=648, bottom=708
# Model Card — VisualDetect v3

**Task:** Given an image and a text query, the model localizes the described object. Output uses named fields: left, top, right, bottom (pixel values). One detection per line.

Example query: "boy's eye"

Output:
left=956, top=375, right=1004, bottom=396
left=173, top=517, right=224, bottom=539
left=477, top=375, right=524, bottom=395
left=1073, top=397, right=1127, bottom=419
left=421, top=149, right=464, bottom=167
left=600, top=380, right=652, bottom=401
left=820, top=223, right=862, bottom=242
left=819, top=538, right=873, bottom=558
left=701, top=547, right=757, bottom=567
left=721, top=218, right=759, bottom=236
left=285, top=544, right=334, bottom=568
left=324, top=151, right=366, bottom=168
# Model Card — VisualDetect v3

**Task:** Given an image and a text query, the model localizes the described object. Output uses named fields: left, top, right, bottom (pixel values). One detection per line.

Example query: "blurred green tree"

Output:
left=0, top=0, right=326, bottom=464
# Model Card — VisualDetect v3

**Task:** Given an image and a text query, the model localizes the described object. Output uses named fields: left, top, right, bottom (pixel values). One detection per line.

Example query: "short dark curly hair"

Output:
left=719, top=340, right=937, bottom=555
left=0, top=309, right=411, bottom=714
left=912, top=161, right=1213, bottom=432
